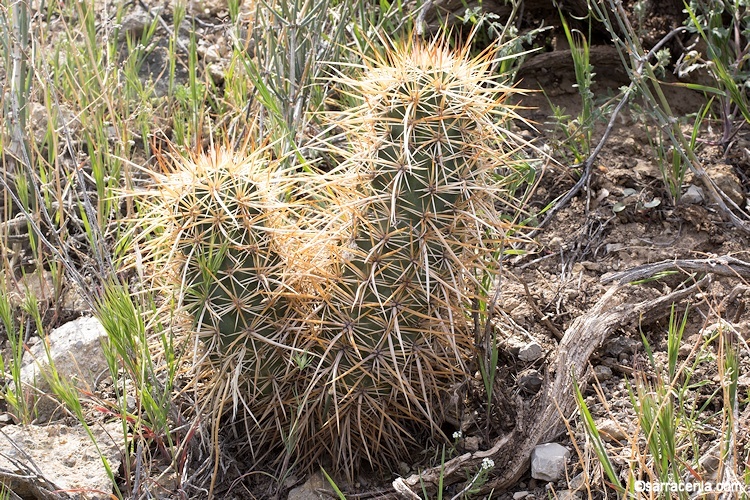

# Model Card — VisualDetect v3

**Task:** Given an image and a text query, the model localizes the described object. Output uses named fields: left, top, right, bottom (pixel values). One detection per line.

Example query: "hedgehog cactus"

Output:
left=137, top=36, right=532, bottom=482
left=309, top=38, right=530, bottom=474
left=140, top=149, right=315, bottom=403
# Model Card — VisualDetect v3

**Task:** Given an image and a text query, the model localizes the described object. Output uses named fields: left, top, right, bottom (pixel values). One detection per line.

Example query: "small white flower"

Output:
left=452, top=430, right=463, bottom=440
left=481, top=457, right=494, bottom=470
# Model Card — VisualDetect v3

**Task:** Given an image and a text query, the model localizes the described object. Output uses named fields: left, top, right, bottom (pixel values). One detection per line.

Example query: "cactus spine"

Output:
left=142, top=149, right=311, bottom=405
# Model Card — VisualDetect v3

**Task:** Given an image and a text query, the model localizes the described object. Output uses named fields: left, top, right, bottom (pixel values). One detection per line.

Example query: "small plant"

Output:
left=680, top=0, right=750, bottom=149
left=544, top=12, right=598, bottom=165
left=0, top=280, right=32, bottom=424
left=590, top=0, right=749, bottom=222
left=575, top=305, right=745, bottom=498
left=238, top=0, right=351, bottom=157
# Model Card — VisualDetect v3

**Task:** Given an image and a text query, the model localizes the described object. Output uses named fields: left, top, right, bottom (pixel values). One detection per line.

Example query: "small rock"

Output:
left=711, top=163, right=745, bottom=207
left=517, top=369, right=544, bottom=394
left=0, top=422, right=122, bottom=500
left=605, top=336, right=640, bottom=358
left=119, top=10, right=152, bottom=39
left=531, top=443, right=570, bottom=482
left=548, top=236, right=564, bottom=250
left=554, top=489, right=580, bottom=500
left=633, top=159, right=657, bottom=179
left=681, top=184, right=705, bottom=205
left=569, top=472, right=585, bottom=491
left=398, top=461, right=410, bottom=477
left=596, top=418, right=628, bottom=442
left=21, top=316, right=109, bottom=419
left=513, top=491, right=530, bottom=499
left=287, top=471, right=335, bottom=500
left=201, top=44, right=222, bottom=63
left=463, top=435, right=480, bottom=452
left=593, top=365, right=613, bottom=382
left=679, top=333, right=702, bottom=357
left=207, top=62, right=227, bottom=84
left=519, top=342, right=543, bottom=362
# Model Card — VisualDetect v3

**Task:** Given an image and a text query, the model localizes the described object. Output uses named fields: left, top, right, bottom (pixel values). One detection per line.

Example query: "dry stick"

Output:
left=394, top=275, right=711, bottom=497
left=604, top=0, right=750, bottom=234
left=601, top=255, right=750, bottom=284
left=530, top=26, right=687, bottom=236
left=530, top=84, right=632, bottom=236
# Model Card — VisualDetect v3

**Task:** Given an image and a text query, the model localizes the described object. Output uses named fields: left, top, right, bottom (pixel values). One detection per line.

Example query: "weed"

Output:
left=575, top=305, right=746, bottom=498
left=0, top=280, right=32, bottom=424
left=590, top=0, right=750, bottom=222
left=541, top=12, right=599, bottom=166
left=680, top=0, right=750, bottom=149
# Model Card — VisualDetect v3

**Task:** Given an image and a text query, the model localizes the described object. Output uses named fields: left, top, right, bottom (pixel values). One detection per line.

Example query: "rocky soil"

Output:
left=1, top=0, right=749, bottom=499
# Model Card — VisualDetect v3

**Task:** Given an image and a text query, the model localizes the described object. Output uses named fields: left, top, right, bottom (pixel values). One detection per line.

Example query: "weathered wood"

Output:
left=394, top=275, right=712, bottom=497
left=602, top=256, right=750, bottom=284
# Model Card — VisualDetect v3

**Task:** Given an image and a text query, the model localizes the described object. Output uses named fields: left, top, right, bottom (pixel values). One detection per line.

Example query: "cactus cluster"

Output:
left=138, top=38, right=531, bottom=478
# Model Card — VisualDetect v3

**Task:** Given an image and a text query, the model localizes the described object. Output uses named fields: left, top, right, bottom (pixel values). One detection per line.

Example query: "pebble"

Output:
left=596, top=418, right=628, bottom=442
left=463, top=436, right=480, bottom=452
left=398, top=462, right=410, bottom=476
left=531, top=443, right=570, bottom=482
left=593, top=365, right=613, bottom=382
left=119, top=10, right=152, bottom=39
left=517, top=369, right=544, bottom=394
left=569, top=472, right=584, bottom=490
left=519, top=342, right=543, bottom=362
left=513, top=491, right=530, bottom=499
left=681, top=184, right=705, bottom=204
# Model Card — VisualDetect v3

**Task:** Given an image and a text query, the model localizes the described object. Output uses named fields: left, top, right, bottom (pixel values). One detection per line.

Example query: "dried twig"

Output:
left=601, top=255, right=750, bottom=284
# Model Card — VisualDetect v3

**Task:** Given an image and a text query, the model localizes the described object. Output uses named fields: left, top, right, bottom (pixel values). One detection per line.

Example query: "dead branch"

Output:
left=601, top=256, right=750, bottom=284
left=394, top=275, right=711, bottom=497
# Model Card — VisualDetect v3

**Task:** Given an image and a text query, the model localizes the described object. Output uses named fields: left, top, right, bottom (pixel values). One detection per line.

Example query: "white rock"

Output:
left=681, top=184, right=705, bottom=205
left=513, top=491, right=530, bottom=499
left=21, top=316, right=109, bottom=417
left=531, top=443, right=570, bottom=482
left=519, top=342, right=543, bottom=362
left=0, top=422, right=122, bottom=499
left=596, top=418, right=628, bottom=442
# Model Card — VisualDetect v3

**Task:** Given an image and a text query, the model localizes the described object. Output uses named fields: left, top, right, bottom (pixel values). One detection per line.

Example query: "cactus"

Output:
left=136, top=36, right=532, bottom=482
left=139, top=149, right=318, bottom=410
left=305, top=38, right=531, bottom=476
